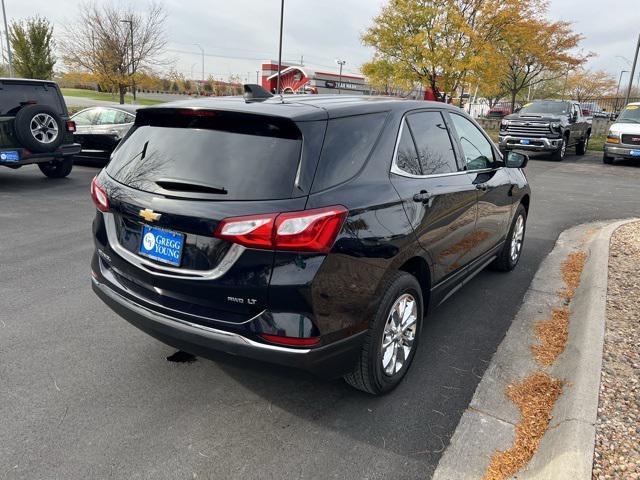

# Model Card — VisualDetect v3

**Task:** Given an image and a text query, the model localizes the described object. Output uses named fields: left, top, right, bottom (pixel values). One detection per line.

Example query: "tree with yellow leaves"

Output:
left=564, top=69, right=616, bottom=102
left=362, top=0, right=538, bottom=101
left=497, top=17, right=588, bottom=111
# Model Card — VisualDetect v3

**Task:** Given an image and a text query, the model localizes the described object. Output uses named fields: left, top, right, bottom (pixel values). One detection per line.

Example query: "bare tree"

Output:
left=61, top=2, right=167, bottom=104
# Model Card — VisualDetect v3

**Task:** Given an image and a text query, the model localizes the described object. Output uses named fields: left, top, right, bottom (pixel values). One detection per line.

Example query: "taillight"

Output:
left=274, top=206, right=348, bottom=252
left=260, top=333, right=320, bottom=347
left=90, top=176, right=109, bottom=212
left=214, top=205, right=347, bottom=253
left=214, top=213, right=277, bottom=249
left=66, top=120, right=76, bottom=133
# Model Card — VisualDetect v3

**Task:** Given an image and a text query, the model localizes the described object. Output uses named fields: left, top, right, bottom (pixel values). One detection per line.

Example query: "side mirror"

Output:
left=506, top=151, right=528, bottom=168
left=571, top=111, right=578, bottom=123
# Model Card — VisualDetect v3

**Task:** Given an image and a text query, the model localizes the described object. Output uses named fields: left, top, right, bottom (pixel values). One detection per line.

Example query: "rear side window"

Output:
left=406, top=112, right=457, bottom=175
left=106, top=110, right=303, bottom=201
left=0, top=82, right=65, bottom=116
left=311, top=112, right=387, bottom=192
left=395, top=120, right=421, bottom=175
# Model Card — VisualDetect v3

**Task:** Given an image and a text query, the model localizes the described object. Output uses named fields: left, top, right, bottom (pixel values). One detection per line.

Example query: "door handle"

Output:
left=413, top=190, right=433, bottom=203
left=475, top=183, right=489, bottom=191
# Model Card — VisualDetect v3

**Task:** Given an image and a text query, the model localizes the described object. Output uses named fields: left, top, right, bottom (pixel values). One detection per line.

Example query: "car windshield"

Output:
left=617, top=105, right=640, bottom=123
left=519, top=101, right=570, bottom=115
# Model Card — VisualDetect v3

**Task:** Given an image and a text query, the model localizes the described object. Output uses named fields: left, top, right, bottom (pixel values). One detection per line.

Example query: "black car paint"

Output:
left=91, top=96, right=530, bottom=378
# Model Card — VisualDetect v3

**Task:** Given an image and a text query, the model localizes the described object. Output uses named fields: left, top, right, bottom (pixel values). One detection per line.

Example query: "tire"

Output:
left=492, top=204, right=527, bottom=272
left=38, top=157, right=73, bottom=178
left=550, top=137, right=567, bottom=161
left=344, top=271, right=423, bottom=395
left=575, top=132, right=589, bottom=155
left=603, top=153, right=614, bottom=164
left=13, top=105, right=65, bottom=153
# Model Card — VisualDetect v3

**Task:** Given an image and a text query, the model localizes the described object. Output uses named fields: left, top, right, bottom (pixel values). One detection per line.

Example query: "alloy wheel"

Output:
left=510, top=214, right=525, bottom=263
left=381, top=293, right=417, bottom=376
left=30, top=113, right=59, bottom=144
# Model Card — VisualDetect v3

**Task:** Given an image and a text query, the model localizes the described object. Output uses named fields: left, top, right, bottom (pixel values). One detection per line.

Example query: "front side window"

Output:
left=450, top=114, right=494, bottom=170
left=72, top=109, right=99, bottom=126
left=406, top=111, right=457, bottom=175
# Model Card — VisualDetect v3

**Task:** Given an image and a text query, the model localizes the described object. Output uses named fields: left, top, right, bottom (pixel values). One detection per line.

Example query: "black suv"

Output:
left=498, top=99, right=591, bottom=161
left=91, top=94, right=531, bottom=394
left=0, top=78, right=80, bottom=177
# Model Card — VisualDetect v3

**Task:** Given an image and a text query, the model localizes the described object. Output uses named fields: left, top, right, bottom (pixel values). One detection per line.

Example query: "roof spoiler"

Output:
left=243, top=84, right=273, bottom=102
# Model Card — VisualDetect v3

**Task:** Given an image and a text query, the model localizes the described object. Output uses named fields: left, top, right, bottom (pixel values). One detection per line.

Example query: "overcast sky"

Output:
left=6, top=0, right=640, bottom=86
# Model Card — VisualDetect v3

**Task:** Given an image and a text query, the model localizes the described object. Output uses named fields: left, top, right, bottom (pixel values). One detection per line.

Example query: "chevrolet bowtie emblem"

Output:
left=139, top=208, right=161, bottom=222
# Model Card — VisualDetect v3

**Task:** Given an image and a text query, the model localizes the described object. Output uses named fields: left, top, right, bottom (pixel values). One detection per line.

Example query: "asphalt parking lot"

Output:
left=1, top=152, right=639, bottom=480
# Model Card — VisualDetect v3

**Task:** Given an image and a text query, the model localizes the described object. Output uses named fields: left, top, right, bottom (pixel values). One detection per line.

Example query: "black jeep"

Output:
left=0, top=78, right=80, bottom=178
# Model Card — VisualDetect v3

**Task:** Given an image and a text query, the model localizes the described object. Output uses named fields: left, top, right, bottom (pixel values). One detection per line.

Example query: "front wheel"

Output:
left=603, top=153, right=614, bottom=164
left=38, top=157, right=73, bottom=178
left=492, top=204, right=527, bottom=272
left=550, top=138, right=567, bottom=161
left=344, top=271, right=423, bottom=395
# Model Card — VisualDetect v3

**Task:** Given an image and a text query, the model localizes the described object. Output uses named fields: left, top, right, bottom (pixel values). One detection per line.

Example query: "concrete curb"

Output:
left=432, top=218, right=639, bottom=480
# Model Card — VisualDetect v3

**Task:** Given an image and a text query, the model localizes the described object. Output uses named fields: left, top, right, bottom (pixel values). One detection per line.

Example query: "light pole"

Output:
left=2, top=0, right=12, bottom=77
left=276, top=0, right=284, bottom=95
left=194, top=43, right=204, bottom=82
left=615, top=70, right=628, bottom=111
left=120, top=19, right=134, bottom=101
left=624, top=33, right=640, bottom=107
left=335, top=59, right=346, bottom=94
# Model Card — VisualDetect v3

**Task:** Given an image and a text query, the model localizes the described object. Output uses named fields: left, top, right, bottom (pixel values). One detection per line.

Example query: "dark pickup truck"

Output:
left=498, top=100, right=591, bottom=161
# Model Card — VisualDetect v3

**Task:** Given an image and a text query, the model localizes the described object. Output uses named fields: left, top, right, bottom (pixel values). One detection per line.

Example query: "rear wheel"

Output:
left=575, top=132, right=589, bottom=155
left=492, top=204, right=527, bottom=272
left=344, top=271, right=423, bottom=395
left=38, top=157, right=73, bottom=178
left=603, top=153, right=614, bottom=164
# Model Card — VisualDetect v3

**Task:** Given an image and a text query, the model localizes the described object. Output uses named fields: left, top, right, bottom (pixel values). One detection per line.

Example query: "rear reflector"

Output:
left=90, top=176, right=109, bottom=212
left=260, top=333, right=321, bottom=347
left=214, top=205, right=347, bottom=253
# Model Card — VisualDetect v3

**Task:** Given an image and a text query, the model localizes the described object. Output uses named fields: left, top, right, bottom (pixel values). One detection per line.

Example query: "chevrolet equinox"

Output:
left=91, top=93, right=531, bottom=394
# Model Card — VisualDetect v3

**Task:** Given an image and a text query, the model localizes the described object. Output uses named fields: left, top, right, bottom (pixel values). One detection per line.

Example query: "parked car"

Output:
left=486, top=101, right=520, bottom=118
left=90, top=94, right=531, bottom=395
left=0, top=78, right=80, bottom=177
left=72, top=105, right=141, bottom=163
left=603, top=102, right=640, bottom=164
left=579, top=101, right=610, bottom=119
left=498, top=99, right=591, bottom=161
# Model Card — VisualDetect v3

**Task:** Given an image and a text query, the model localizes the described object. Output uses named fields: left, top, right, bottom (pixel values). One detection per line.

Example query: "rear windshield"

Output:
left=106, top=109, right=303, bottom=200
left=0, top=81, right=65, bottom=116
left=519, top=101, right=570, bottom=115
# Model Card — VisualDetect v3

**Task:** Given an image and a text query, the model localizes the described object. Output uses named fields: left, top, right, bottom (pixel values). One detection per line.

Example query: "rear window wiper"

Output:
left=155, top=178, right=228, bottom=195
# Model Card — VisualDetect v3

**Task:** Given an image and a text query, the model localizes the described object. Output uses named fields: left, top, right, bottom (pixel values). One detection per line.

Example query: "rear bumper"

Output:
left=498, top=135, right=562, bottom=151
left=92, top=276, right=365, bottom=378
left=604, top=144, right=640, bottom=159
left=0, top=143, right=82, bottom=167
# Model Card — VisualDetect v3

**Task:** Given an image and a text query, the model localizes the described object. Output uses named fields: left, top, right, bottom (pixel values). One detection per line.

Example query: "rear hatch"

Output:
left=100, top=107, right=318, bottom=325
